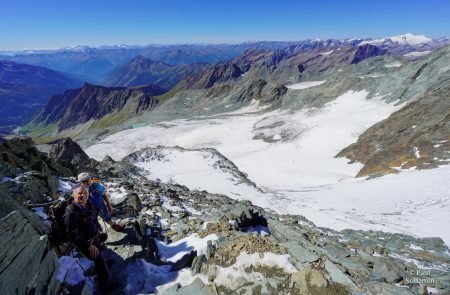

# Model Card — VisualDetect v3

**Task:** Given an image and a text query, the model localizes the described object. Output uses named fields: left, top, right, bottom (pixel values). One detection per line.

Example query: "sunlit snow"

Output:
left=87, top=90, right=450, bottom=244
left=286, top=80, right=326, bottom=89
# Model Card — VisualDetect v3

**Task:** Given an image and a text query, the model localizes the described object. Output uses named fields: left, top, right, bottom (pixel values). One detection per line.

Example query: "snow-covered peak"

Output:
left=361, top=33, right=433, bottom=46
left=389, top=33, right=432, bottom=45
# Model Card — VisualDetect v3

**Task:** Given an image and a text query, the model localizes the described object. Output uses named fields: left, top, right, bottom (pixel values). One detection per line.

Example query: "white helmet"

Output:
left=77, top=172, right=90, bottom=182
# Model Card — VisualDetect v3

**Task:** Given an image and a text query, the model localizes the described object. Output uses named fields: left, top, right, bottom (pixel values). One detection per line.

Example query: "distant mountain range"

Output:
left=0, top=60, right=82, bottom=133
left=1, top=34, right=447, bottom=82
left=26, top=43, right=387, bottom=135
left=102, top=55, right=209, bottom=89
left=2, top=33, right=450, bottom=178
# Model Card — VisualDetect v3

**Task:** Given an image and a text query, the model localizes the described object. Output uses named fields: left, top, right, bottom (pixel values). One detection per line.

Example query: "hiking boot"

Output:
left=111, top=223, right=126, bottom=232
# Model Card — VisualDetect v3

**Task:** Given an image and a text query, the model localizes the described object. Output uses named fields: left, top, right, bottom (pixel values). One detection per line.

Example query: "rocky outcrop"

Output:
left=33, top=83, right=165, bottom=131
left=102, top=173, right=450, bottom=294
left=0, top=195, right=59, bottom=294
left=182, top=63, right=244, bottom=90
left=48, top=137, right=92, bottom=167
left=337, top=85, right=450, bottom=177
left=351, top=44, right=387, bottom=64
left=1, top=138, right=449, bottom=295
left=0, top=137, right=72, bottom=178
left=0, top=134, right=109, bottom=200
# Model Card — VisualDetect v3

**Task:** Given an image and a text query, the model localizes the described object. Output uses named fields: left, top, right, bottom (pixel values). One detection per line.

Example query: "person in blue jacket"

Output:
left=77, top=172, right=125, bottom=232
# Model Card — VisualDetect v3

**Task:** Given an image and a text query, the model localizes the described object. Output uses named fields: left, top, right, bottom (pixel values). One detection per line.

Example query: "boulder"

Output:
left=290, top=267, right=328, bottom=294
left=223, top=201, right=267, bottom=229
left=372, top=257, right=407, bottom=283
left=48, top=137, right=90, bottom=165
left=191, top=254, right=207, bottom=274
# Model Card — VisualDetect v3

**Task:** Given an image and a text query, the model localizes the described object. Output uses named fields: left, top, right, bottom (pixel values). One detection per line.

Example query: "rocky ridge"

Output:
left=1, top=137, right=449, bottom=294
left=29, top=83, right=166, bottom=132
left=337, top=84, right=450, bottom=177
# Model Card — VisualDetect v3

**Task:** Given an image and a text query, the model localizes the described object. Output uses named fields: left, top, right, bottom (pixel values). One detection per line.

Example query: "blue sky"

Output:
left=0, top=0, right=449, bottom=49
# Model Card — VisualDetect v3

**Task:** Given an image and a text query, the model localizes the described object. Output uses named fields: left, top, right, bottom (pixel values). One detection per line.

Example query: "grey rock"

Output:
left=324, top=260, right=358, bottom=290
left=418, top=284, right=429, bottom=295
left=0, top=210, right=59, bottom=294
left=162, top=277, right=217, bottom=295
left=290, top=267, right=328, bottom=294
left=372, top=257, right=407, bottom=283
left=48, top=137, right=90, bottom=164
left=191, top=254, right=207, bottom=274
left=363, top=282, right=415, bottom=295
left=9, top=172, right=59, bottom=203
left=206, top=240, right=215, bottom=260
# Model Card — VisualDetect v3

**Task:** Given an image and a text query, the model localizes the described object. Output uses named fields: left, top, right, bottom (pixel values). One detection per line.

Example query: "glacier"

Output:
left=86, top=90, right=450, bottom=245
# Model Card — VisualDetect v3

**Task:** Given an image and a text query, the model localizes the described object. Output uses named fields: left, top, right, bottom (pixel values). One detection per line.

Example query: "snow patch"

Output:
left=409, top=244, right=424, bottom=251
left=385, top=62, right=403, bottom=68
left=32, top=207, right=49, bottom=220
left=241, top=225, right=271, bottom=237
left=404, top=50, right=432, bottom=57
left=126, top=234, right=216, bottom=294
left=361, top=33, right=432, bottom=46
left=58, top=179, right=74, bottom=193
left=158, top=233, right=218, bottom=263
left=286, top=80, right=326, bottom=89
left=214, top=252, right=297, bottom=289
left=320, top=50, right=334, bottom=56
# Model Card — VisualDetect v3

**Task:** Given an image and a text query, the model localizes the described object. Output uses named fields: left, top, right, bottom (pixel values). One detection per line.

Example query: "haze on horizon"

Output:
left=1, top=0, right=450, bottom=50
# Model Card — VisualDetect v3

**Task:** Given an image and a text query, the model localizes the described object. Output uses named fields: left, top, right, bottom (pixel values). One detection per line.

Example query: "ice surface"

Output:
left=87, top=90, right=450, bottom=244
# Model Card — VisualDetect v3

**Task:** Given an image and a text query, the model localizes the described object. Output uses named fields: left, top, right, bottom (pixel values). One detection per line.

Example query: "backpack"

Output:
left=90, top=177, right=104, bottom=186
left=48, top=197, right=73, bottom=246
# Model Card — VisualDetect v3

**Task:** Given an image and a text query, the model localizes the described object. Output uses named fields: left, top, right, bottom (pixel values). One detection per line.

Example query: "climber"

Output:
left=64, top=185, right=117, bottom=293
left=77, top=172, right=125, bottom=232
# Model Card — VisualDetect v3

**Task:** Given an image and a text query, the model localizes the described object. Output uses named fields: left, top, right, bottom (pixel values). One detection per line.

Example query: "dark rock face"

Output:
left=8, top=172, right=59, bottom=203
left=0, top=137, right=72, bottom=178
left=34, top=83, right=164, bottom=131
left=183, top=63, right=244, bottom=89
left=351, top=44, right=387, bottom=64
left=0, top=137, right=77, bottom=203
left=0, top=209, right=59, bottom=294
left=48, top=137, right=89, bottom=164
left=337, top=86, right=450, bottom=177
